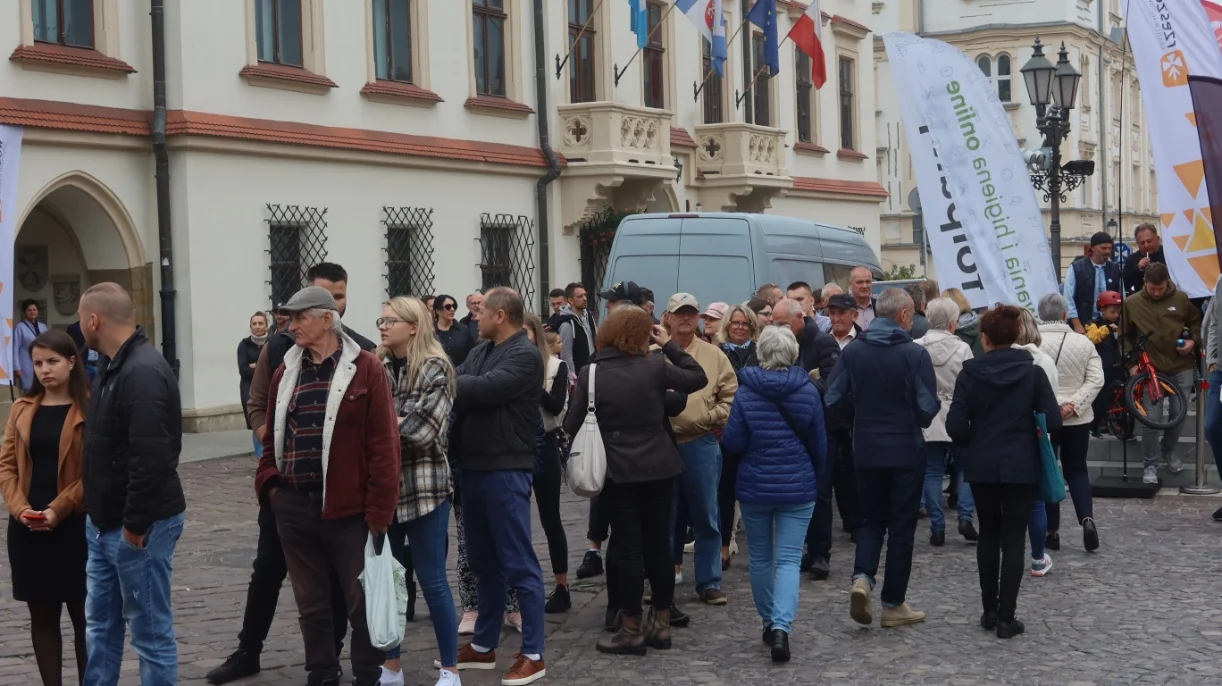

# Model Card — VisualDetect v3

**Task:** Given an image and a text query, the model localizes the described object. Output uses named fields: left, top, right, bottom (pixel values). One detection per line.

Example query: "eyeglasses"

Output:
left=728, top=321, right=752, bottom=328
left=440, top=303, right=457, bottom=311
left=376, top=317, right=406, bottom=328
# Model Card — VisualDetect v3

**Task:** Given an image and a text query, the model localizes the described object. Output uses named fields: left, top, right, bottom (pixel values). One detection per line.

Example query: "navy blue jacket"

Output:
left=824, top=317, right=940, bottom=468
left=722, top=366, right=826, bottom=505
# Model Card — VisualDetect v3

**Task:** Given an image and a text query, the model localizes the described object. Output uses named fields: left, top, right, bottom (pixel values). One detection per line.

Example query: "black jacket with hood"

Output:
left=946, top=347, right=1062, bottom=485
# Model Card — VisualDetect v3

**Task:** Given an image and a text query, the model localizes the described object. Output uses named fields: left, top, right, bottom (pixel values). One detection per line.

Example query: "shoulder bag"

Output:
left=566, top=363, right=607, bottom=498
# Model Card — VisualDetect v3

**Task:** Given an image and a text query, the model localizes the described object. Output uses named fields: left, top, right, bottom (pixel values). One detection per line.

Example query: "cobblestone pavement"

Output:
left=1, top=457, right=1222, bottom=685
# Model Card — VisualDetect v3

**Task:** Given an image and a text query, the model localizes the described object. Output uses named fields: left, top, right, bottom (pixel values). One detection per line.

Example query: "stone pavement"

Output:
left=2, top=454, right=1222, bottom=685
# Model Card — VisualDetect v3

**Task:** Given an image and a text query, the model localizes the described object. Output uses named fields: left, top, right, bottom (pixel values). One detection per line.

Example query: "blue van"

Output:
left=600, top=212, right=882, bottom=309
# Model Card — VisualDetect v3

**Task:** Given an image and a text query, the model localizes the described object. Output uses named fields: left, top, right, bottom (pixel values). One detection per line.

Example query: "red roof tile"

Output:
left=671, top=127, right=697, bottom=149
left=9, top=43, right=136, bottom=74
left=792, top=176, right=888, bottom=198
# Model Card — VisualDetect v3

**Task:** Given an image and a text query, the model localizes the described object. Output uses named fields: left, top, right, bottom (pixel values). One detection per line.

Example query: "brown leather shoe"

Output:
left=596, top=611, right=647, bottom=655
left=454, top=643, right=496, bottom=670
left=700, top=588, right=728, bottom=605
left=644, top=607, right=672, bottom=650
left=501, top=653, right=546, bottom=685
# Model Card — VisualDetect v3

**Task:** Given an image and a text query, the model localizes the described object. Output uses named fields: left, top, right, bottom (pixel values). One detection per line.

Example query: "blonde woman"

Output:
left=714, top=304, right=760, bottom=568
left=1013, top=307, right=1059, bottom=580
left=942, top=288, right=984, bottom=358
left=376, top=297, right=459, bottom=686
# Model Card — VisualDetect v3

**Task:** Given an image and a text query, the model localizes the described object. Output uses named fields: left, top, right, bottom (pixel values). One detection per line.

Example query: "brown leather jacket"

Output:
left=0, top=395, right=86, bottom=518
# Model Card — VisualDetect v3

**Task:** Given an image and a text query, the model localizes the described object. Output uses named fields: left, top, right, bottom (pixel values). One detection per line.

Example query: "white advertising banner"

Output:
left=0, top=126, right=20, bottom=387
left=1126, top=0, right=1222, bottom=297
left=884, top=32, right=1058, bottom=310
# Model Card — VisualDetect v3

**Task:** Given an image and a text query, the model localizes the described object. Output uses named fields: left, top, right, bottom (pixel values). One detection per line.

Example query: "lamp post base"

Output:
left=1091, top=474, right=1161, bottom=499
left=1179, top=485, right=1221, bottom=495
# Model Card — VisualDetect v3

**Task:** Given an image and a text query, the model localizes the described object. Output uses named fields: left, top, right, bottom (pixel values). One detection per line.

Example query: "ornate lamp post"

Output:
left=1021, top=38, right=1090, bottom=281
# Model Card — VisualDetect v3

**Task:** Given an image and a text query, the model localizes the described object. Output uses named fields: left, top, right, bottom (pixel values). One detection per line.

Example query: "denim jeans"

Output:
left=1028, top=499, right=1046, bottom=560
left=740, top=501, right=814, bottom=634
left=461, top=470, right=545, bottom=656
left=955, top=466, right=976, bottom=522
left=852, top=465, right=922, bottom=607
left=670, top=434, right=723, bottom=593
left=386, top=499, right=457, bottom=667
left=84, top=513, right=184, bottom=686
left=1206, top=369, right=1222, bottom=478
left=1140, top=368, right=1195, bottom=468
left=252, top=431, right=264, bottom=459
left=923, top=442, right=950, bottom=534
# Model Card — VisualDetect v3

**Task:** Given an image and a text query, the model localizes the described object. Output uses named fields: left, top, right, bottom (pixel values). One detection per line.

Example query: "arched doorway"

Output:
left=14, top=172, right=152, bottom=340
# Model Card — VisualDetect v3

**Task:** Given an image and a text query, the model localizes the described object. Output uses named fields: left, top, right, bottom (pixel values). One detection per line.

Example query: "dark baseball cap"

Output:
left=827, top=294, right=858, bottom=311
left=599, top=281, right=643, bottom=304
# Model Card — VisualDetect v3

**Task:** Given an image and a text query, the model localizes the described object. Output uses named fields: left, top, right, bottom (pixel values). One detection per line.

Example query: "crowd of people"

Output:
left=2, top=218, right=1213, bottom=686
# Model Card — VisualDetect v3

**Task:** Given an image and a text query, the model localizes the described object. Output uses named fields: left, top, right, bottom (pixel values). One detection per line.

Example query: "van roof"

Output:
left=628, top=212, right=867, bottom=238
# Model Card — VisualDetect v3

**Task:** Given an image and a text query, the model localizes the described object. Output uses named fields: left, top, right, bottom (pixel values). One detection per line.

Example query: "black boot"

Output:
left=980, top=611, right=998, bottom=630
left=668, top=603, right=691, bottom=628
left=930, top=531, right=945, bottom=547
left=958, top=519, right=979, bottom=542
left=206, top=649, right=260, bottom=684
left=769, top=629, right=790, bottom=662
left=997, top=618, right=1025, bottom=639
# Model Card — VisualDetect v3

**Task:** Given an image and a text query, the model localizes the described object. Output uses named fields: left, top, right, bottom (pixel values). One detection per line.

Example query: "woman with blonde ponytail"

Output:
left=375, top=297, right=460, bottom=686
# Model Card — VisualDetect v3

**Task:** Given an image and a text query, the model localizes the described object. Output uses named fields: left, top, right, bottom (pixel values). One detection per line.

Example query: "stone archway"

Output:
left=14, top=171, right=153, bottom=339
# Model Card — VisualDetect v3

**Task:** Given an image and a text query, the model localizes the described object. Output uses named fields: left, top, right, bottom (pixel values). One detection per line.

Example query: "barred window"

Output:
left=267, top=205, right=328, bottom=308
left=479, top=213, right=536, bottom=310
left=383, top=206, right=435, bottom=298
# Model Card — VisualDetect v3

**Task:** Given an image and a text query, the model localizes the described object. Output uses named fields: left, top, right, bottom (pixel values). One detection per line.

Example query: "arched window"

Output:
left=976, top=54, right=991, bottom=77
left=996, top=54, right=1012, bottom=102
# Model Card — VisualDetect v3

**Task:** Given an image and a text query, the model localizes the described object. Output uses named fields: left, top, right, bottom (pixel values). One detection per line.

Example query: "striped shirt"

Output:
left=282, top=349, right=340, bottom=489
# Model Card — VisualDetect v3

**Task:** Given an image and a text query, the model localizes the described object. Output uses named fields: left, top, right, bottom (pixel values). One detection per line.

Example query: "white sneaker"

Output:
left=504, top=611, right=523, bottom=632
left=674, top=570, right=684, bottom=585
left=381, top=666, right=406, bottom=686
left=729, top=538, right=738, bottom=556
left=1143, top=465, right=1158, bottom=484
left=458, top=610, right=477, bottom=635
left=435, top=668, right=462, bottom=686
left=1030, top=553, right=1053, bottom=577
left=683, top=540, right=695, bottom=554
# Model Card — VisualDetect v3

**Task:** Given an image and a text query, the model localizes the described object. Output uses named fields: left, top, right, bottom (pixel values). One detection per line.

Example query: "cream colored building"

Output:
left=4, top=0, right=885, bottom=431
left=873, top=0, right=1157, bottom=277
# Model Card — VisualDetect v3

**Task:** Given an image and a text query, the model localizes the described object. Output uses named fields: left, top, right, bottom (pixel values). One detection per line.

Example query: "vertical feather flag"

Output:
left=786, top=0, right=825, bottom=88
left=746, top=0, right=779, bottom=76
left=676, top=0, right=727, bottom=76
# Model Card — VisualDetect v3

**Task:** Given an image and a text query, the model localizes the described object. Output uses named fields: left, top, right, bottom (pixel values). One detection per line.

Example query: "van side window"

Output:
left=824, top=264, right=854, bottom=292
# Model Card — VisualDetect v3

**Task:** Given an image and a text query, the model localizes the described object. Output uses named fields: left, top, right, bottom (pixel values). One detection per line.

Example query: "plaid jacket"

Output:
left=385, top=354, right=454, bottom=523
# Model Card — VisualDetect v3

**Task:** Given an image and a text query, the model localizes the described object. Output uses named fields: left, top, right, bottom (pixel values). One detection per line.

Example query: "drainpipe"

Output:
left=1098, top=0, right=1109, bottom=233
left=151, top=0, right=178, bottom=376
left=533, top=0, right=561, bottom=313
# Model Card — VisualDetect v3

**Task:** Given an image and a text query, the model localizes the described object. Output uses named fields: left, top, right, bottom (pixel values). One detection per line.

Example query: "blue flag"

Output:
left=676, top=0, right=727, bottom=76
left=746, top=0, right=779, bottom=77
left=629, top=0, right=649, bottom=49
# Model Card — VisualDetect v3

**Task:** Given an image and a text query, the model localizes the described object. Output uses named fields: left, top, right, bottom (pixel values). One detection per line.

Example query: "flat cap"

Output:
left=278, top=286, right=338, bottom=313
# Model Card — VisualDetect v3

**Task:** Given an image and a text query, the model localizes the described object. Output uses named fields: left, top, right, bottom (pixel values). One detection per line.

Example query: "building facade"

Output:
left=4, top=0, right=884, bottom=431
left=872, top=0, right=1157, bottom=278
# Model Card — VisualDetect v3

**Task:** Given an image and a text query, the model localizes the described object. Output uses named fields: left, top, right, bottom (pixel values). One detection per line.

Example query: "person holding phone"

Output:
left=0, top=330, right=89, bottom=685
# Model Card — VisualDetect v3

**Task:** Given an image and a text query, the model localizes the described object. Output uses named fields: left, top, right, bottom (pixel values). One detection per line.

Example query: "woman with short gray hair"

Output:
left=721, top=326, right=826, bottom=663
left=1036, top=292, right=1105, bottom=553
left=915, top=298, right=977, bottom=545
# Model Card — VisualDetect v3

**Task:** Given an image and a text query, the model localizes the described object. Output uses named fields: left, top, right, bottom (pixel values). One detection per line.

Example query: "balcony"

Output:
left=556, top=102, right=679, bottom=230
left=691, top=123, right=793, bottom=212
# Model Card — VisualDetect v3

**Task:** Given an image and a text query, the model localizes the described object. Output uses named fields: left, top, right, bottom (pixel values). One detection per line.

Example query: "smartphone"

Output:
left=24, top=512, right=45, bottom=521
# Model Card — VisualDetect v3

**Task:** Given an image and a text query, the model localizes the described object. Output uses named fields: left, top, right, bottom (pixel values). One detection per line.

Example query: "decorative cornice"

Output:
left=792, top=176, right=888, bottom=199
left=10, top=43, right=135, bottom=78
left=239, top=63, right=338, bottom=94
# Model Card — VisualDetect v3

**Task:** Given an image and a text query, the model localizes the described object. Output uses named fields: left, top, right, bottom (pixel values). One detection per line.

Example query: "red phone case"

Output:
left=25, top=513, right=45, bottom=520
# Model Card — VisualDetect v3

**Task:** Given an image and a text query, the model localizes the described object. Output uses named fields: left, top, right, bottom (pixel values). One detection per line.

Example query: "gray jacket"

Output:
left=1207, top=277, right=1222, bottom=368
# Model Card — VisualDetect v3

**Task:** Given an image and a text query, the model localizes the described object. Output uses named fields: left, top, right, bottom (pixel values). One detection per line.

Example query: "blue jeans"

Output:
left=956, top=466, right=976, bottom=521
left=923, top=442, right=949, bottom=533
left=460, top=470, right=545, bottom=656
left=1028, top=499, right=1046, bottom=560
left=385, top=499, right=456, bottom=667
left=252, top=431, right=263, bottom=459
left=740, top=501, right=814, bottom=634
left=1207, top=369, right=1222, bottom=479
left=670, top=434, right=723, bottom=592
left=84, top=513, right=184, bottom=686
left=853, top=465, right=922, bottom=607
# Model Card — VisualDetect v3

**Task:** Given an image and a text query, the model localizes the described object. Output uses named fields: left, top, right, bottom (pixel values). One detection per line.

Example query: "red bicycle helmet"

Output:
left=1096, top=290, right=1123, bottom=308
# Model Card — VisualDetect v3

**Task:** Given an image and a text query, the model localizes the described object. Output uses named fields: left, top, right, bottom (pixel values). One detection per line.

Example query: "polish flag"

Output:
left=787, top=1, right=826, bottom=88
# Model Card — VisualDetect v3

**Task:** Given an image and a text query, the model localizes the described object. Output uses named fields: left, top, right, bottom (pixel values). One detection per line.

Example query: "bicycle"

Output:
left=1119, top=332, right=1189, bottom=431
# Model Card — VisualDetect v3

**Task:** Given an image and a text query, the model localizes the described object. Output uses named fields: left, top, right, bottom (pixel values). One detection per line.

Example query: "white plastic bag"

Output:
left=358, top=532, right=408, bottom=651
left=566, top=363, right=607, bottom=498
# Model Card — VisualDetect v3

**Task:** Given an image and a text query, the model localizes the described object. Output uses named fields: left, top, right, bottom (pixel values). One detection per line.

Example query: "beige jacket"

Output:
left=670, top=337, right=738, bottom=443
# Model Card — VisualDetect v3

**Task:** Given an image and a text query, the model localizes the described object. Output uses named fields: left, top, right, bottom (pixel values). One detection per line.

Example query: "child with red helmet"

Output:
left=1086, top=291, right=1124, bottom=436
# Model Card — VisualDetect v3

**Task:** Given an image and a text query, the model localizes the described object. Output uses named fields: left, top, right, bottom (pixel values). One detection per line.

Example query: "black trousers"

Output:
left=718, top=446, right=738, bottom=548
left=805, top=430, right=858, bottom=560
left=534, top=431, right=568, bottom=575
left=602, top=478, right=675, bottom=614
left=586, top=494, right=611, bottom=543
left=237, top=503, right=349, bottom=655
left=972, top=483, right=1036, bottom=623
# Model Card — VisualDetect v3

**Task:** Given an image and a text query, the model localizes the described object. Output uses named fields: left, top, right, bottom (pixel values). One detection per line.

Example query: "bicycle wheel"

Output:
left=1124, top=371, right=1188, bottom=430
left=1105, top=407, right=1135, bottom=441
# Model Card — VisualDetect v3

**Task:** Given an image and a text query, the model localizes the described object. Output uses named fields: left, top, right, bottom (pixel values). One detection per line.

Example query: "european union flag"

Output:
left=746, top=0, right=779, bottom=76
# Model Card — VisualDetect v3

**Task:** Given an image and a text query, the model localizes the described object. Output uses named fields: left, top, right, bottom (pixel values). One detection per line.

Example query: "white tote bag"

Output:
left=358, top=532, right=408, bottom=651
left=566, top=363, right=607, bottom=498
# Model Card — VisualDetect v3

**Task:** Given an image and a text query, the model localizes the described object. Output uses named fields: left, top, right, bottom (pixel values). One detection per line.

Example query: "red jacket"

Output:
left=255, top=335, right=400, bottom=531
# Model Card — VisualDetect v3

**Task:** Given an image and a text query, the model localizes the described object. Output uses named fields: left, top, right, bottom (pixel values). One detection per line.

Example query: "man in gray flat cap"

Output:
left=254, top=286, right=400, bottom=686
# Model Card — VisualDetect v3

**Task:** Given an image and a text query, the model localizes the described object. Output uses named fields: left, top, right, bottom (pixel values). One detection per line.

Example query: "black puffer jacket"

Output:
left=83, top=327, right=186, bottom=535
left=454, top=330, right=543, bottom=472
left=946, top=347, right=1062, bottom=485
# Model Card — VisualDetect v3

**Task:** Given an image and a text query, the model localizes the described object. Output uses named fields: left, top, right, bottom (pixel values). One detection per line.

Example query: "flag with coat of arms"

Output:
left=675, top=0, right=727, bottom=76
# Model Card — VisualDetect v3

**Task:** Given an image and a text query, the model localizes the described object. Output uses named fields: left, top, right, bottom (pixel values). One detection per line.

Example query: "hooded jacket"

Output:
left=955, top=312, right=985, bottom=358
left=946, top=347, right=1062, bottom=485
left=915, top=329, right=974, bottom=443
left=722, top=366, right=826, bottom=505
left=824, top=317, right=940, bottom=467
left=1123, top=283, right=1202, bottom=374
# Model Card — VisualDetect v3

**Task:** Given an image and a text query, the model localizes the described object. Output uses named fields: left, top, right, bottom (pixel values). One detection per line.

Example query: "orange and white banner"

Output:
left=1125, top=0, right=1222, bottom=297
left=0, top=126, right=20, bottom=386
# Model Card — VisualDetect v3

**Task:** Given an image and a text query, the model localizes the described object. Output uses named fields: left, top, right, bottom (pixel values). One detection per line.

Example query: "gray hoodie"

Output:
left=915, top=329, right=974, bottom=443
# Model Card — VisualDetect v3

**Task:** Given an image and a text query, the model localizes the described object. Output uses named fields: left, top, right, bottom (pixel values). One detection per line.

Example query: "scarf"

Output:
left=723, top=340, right=753, bottom=351
left=250, top=333, right=269, bottom=346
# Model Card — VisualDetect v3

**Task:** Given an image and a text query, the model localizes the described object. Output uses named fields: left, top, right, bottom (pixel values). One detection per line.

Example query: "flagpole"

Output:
left=554, top=0, right=608, bottom=79
left=735, top=32, right=791, bottom=108
left=692, top=16, right=750, bottom=102
left=614, top=1, right=679, bottom=86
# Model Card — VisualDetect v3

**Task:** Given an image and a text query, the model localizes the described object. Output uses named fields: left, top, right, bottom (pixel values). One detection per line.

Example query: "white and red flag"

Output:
left=786, top=0, right=826, bottom=88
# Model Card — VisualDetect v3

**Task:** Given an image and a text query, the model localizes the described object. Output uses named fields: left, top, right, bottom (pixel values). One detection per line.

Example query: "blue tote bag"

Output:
left=1034, top=412, right=1066, bottom=504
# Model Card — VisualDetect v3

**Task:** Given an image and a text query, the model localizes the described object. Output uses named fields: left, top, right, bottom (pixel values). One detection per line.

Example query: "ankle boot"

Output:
left=644, top=607, right=672, bottom=650
left=596, top=611, right=647, bottom=655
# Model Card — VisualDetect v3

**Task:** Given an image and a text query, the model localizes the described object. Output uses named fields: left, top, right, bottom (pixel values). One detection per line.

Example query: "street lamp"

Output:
left=1021, top=38, right=1093, bottom=282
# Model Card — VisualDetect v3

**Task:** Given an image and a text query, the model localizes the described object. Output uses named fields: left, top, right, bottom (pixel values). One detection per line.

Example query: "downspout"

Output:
left=151, top=0, right=178, bottom=376
left=533, top=0, right=561, bottom=314
left=1098, top=0, right=1109, bottom=233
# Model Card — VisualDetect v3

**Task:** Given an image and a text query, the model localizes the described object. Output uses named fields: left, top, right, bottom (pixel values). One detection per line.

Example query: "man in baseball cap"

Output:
left=663, top=292, right=737, bottom=605
left=599, top=281, right=643, bottom=309
left=1065, top=231, right=1122, bottom=334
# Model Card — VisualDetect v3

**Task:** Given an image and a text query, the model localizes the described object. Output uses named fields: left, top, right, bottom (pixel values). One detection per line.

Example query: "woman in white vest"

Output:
left=524, top=313, right=572, bottom=614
